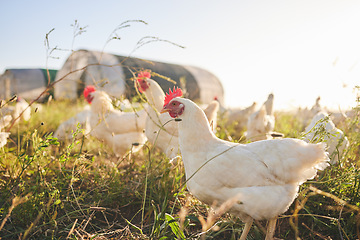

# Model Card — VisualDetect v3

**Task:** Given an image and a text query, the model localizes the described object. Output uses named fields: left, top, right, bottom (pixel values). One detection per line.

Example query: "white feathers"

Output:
left=246, top=94, right=276, bottom=141
left=202, top=100, right=220, bottom=133
left=0, top=98, right=31, bottom=125
left=141, top=78, right=219, bottom=159
left=139, top=78, right=180, bottom=159
left=54, top=105, right=92, bottom=141
left=303, top=111, right=349, bottom=165
left=88, top=90, right=147, bottom=157
left=0, top=115, right=12, bottom=131
left=223, top=102, right=257, bottom=134
left=0, top=115, right=12, bottom=148
left=0, top=132, right=10, bottom=148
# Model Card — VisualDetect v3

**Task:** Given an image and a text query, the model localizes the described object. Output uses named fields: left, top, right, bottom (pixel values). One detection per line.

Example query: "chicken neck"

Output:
left=144, top=80, right=166, bottom=112
left=177, top=99, right=218, bottom=170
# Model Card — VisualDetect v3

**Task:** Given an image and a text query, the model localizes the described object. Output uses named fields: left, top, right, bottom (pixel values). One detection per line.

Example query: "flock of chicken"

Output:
left=54, top=72, right=220, bottom=161
left=0, top=71, right=352, bottom=239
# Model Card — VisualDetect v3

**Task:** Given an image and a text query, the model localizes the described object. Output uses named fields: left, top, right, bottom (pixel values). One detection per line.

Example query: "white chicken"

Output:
left=328, top=107, right=356, bottom=127
left=246, top=93, right=278, bottom=141
left=0, top=115, right=12, bottom=131
left=310, top=96, right=323, bottom=114
left=202, top=100, right=219, bottom=133
left=13, top=97, right=31, bottom=122
left=136, top=72, right=180, bottom=159
left=54, top=105, right=92, bottom=141
left=223, top=102, right=257, bottom=134
left=0, top=132, right=10, bottom=148
left=161, top=92, right=329, bottom=240
left=83, top=86, right=147, bottom=157
left=303, top=111, right=349, bottom=165
left=0, top=115, right=12, bottom=148
left=297, top=96, right=324, bottom=129
left=136, top=71, right=219, bottom=159
left=0, top=97, right=31, bottom=126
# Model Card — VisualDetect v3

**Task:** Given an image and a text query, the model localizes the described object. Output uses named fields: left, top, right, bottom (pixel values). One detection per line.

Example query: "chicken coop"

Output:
left=54, top=49, right=224, bottom=105
left=0, top=68, right=57, bottom=101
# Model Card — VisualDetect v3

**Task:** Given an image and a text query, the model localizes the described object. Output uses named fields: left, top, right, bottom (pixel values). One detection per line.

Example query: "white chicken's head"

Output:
left=83, top=85, right=96, bottom=104
left=161, top=87, right=184, bottom=118
left=162, top=99, right=185, bottom=118
left=137, top=71, right=151, bottom=93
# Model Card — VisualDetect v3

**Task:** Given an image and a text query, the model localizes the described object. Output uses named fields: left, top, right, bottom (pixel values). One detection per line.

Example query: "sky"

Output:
left=1, top=0, right=360, bottom=111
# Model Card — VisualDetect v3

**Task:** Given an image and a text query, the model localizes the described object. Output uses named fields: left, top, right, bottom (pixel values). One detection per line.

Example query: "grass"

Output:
left=0, top=95, right=359, bottom=240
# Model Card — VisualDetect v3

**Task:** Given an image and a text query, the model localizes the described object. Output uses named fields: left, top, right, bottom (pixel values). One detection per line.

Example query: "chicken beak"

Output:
left=160, top=108, right=169, bottom=114
left=160, top=103, right=170, bottom=114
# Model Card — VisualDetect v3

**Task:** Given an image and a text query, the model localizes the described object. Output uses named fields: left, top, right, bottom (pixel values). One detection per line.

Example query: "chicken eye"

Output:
left=172, top=102, right=176, bottom=106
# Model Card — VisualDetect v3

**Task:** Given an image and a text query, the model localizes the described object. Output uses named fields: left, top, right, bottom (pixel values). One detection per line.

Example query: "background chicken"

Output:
left=303, top=111, right=349, bottom=165
left=137, top=72, right=180, bottom=159
left=246, top=93, right=278, bottom=141
left=54, top=105, right=92, bottom=141
left=0, top=132, right=10, bottom=148
left=161, top=93, right=329, bottom=240
left=0, top=97, right=31, bottom=125
left=223, top=101, right=257, bottom=135
left=13, top=97, right=31, bottom=122
left=297, top=96, right=325, bottom=129
left=84, top=86, right=147, bottom=157
left=202, top=99, right=219, bottom=133
left=0, top=115, right=12, bottom=130
left=137, top=71, right=219, bottom=159
left=0, top=115, right=12, bottom=148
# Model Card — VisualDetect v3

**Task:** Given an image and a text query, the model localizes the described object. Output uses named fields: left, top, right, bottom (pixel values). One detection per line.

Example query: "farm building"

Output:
left=54, top=49, right=224, bottom=104
left=0, top=68, right=57, bottom=101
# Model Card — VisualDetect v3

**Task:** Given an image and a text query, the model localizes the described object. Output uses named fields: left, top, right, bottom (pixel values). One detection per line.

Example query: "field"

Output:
left=0, top=94, right=360, bottom=240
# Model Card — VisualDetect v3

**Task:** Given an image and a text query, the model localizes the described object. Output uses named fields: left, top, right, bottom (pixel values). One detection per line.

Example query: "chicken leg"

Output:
left=239, top=219, right=253, bottom=240
left=265, top=217, right=277, bottom=240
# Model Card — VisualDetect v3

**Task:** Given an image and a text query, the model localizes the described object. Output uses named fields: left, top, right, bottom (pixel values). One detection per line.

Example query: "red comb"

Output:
left=164, top=86, right=183, bottom=105
left=83, top=85, right=96, bottom=98
left=137, top=71, right=151, bottom=81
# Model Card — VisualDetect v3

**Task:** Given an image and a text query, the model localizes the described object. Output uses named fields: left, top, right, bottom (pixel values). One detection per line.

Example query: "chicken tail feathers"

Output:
left=266, top=139, right=330, bottom=184
left=314, top=142, right=330, bottom=170
left=296, top=142, right=330, bottom=184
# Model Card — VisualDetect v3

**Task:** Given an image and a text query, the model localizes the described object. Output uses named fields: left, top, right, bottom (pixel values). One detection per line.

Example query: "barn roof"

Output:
left=0, top=68, right=57, bottom=100
left=54, top=49, right=224, bottom=104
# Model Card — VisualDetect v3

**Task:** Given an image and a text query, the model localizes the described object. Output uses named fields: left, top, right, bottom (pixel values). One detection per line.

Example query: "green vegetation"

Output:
left=0, top=95, right=359, bottom=240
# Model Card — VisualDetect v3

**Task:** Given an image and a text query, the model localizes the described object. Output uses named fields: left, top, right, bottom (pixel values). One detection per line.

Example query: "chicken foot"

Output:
left=239, top=219, right=253, bottom=240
